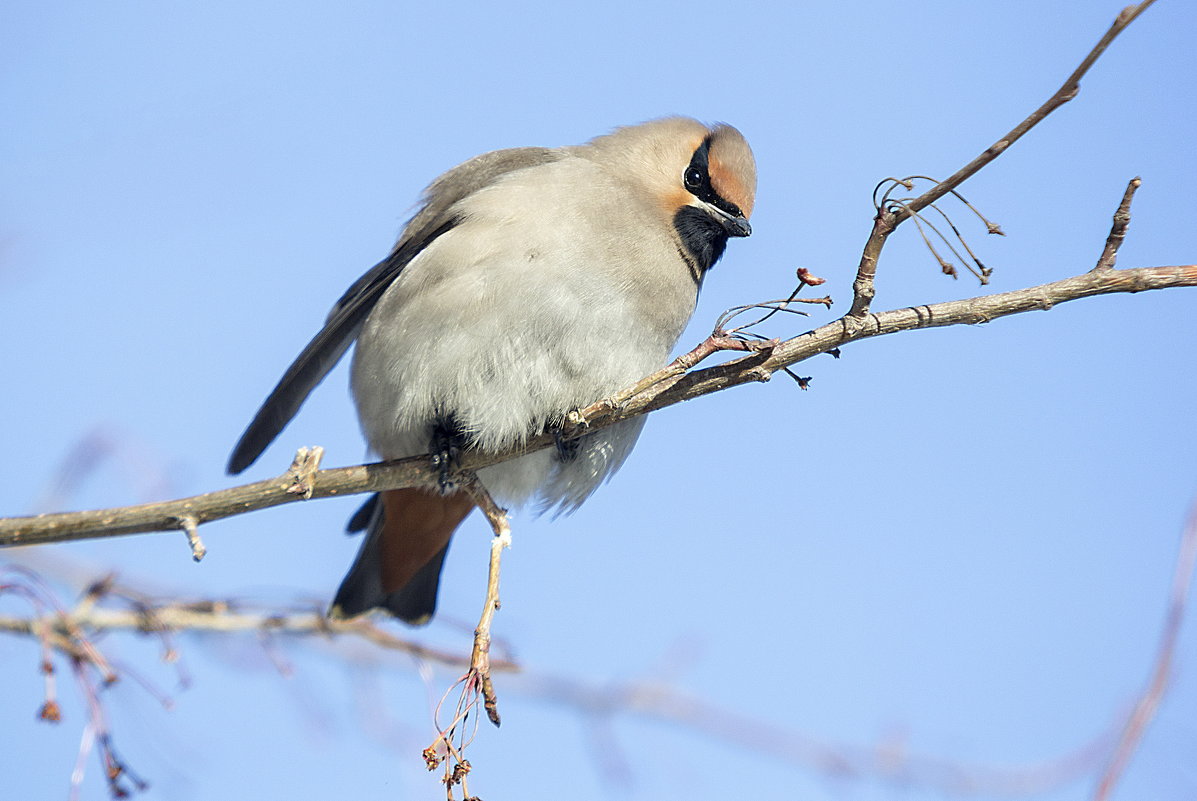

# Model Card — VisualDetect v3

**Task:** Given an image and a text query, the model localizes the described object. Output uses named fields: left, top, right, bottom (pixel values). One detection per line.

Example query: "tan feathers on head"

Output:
left=578, top=116, right=756, bottom=220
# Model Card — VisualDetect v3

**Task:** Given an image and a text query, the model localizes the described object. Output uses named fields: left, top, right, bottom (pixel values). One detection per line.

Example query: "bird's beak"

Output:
left=707, top=203, right=752, bottom=237
left=724, top=214, right=752, bottom=238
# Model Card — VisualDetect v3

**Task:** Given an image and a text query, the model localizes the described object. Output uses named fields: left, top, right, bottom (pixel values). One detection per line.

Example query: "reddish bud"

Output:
left=797, top=268, right=827, bottom=286
left=38, top=700, right=62, bottom=722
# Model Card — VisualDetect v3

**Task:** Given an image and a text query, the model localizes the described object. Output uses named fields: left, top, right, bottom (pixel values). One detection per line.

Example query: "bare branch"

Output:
left=409, top=476, right=514, bottom=796
left=1094, top=177, right=1143, bottom=271
left=1, top=260, right=1193, bottom=550
left=848, top=1, right=1158, bottom=317
left=0, top=566, right=1115, bottom=798
left=0, top=600, right=518, bottom=672
left=523, top=671, right=1111, bottom=796
left=174, top=515, right=204, bottom=562
left=1092, top=497, right=1197, bottom=800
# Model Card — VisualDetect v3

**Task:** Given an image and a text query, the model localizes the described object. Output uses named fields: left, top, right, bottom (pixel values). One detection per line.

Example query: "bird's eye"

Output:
left=683, top=166, right=704, bottom=191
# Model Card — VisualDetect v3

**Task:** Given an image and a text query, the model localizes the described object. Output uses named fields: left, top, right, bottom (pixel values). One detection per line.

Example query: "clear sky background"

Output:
left=2, top=2, right=1195, bottom=799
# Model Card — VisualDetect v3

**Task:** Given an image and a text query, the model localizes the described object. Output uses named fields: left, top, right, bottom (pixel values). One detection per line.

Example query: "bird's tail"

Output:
left=329, top=488, right=475, bottom=625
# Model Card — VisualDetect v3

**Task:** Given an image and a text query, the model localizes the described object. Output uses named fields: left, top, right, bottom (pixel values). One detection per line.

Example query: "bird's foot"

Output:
left=429, top=419, right=465, bottom=493
left=552, top=423, right=581, bottom=462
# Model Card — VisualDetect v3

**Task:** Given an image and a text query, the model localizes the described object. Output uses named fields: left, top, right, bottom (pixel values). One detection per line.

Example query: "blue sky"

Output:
left=2, top=2, right=1195, bottom=799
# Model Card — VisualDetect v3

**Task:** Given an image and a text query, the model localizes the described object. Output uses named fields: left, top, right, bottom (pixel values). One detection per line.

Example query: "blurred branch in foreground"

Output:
left=7, top=490, right=1195, bottom=800
left=1093, top=497, right=1197, bottom=800
left=0, top=560, right=1136, bottom=799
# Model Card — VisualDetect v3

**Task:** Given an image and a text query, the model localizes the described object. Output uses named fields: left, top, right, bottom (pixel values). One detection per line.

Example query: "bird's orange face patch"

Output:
left=708, top=154, right=754, bottom=218
left=706, top=125, right=757, bottom=218
left=663, top=185, right=693, bottom=217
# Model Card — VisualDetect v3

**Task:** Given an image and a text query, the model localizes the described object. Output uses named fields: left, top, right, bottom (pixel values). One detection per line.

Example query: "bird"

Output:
left=227, top=117, right=756, bottom=624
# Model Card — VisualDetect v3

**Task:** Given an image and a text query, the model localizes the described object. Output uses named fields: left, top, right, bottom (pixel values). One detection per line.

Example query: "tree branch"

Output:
left=0, top=598, right=518, bottom=673
left=1094, top=177, right=1142, bottom=271
left=847, top=0, right=1158, bottom=317
left=0, top=568, right=1108, bottom=798
left=0, top=260, right=1193, bottom=550
left=1093, top=495, right=1197, bottom=800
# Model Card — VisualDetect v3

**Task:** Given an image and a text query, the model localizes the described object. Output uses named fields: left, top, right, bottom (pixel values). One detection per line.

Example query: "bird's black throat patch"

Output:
left=673, top=206, right=730, bottom=276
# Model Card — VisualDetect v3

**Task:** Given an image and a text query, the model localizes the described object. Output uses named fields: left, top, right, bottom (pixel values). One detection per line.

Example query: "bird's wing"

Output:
left=227, top=146, right=562, bottom=474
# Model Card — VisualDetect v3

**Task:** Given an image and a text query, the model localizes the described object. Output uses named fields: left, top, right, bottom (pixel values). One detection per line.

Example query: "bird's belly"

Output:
left=350, top=255, right=675, bottom=508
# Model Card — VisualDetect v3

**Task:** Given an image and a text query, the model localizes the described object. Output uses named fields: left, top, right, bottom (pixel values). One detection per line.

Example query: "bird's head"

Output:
left=586, top=117, right=756, bottom=273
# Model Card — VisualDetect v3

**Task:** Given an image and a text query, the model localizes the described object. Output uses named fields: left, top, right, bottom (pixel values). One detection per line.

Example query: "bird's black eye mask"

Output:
left=682, top=136, right=744, bottom=219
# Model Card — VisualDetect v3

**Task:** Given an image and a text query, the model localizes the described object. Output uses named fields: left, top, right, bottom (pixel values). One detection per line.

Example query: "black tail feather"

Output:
left=328, top=492, right=449, bottom=626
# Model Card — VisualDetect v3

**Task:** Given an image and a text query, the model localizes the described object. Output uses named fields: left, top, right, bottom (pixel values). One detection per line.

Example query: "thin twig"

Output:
left=0, top=604, right=518, bottom=672
left=521, top=670, right=1113, bottom=796
left=1092, top=498, right=1197, bottom=800
left=417, top=476, right=511, bottom=799
left=848, top=1, right=1158, bottom=317
left=1094, top=177, right=1142, bottom=271
left=173, top=515, right=205, bottom=562
left=924, top=202, right=993, bottom=282
left=904, top=176, right=1006, bottom=236
left=461, top=474, right=511, bottom=727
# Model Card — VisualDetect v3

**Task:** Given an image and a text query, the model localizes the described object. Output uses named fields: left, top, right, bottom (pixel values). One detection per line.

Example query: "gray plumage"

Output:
left=228, top=117, right=757, bottom=622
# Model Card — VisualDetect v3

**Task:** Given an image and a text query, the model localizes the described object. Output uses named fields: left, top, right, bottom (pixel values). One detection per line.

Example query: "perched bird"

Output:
left=228, top=117, right=756, bottom=624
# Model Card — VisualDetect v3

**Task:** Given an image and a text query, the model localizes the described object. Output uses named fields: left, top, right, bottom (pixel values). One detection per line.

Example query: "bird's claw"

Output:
left=552, top=426, right=580, bottom=462
left=430, top=420, right=465, bottom=493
